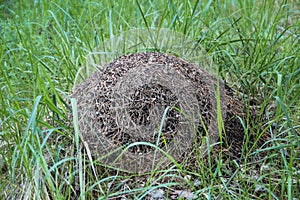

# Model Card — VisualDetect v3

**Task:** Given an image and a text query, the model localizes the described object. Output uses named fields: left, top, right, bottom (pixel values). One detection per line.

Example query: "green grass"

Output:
left=0, top=0, right=299, bottom=199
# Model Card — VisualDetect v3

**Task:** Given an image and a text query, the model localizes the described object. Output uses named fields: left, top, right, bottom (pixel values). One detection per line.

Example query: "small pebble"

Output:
left=193, top=179, right=201, bottom=187
left=151, top=189, right=165, bottom=199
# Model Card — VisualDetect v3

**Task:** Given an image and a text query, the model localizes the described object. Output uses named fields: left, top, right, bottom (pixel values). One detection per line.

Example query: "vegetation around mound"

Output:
left=0, top=0, right=299, bottom=199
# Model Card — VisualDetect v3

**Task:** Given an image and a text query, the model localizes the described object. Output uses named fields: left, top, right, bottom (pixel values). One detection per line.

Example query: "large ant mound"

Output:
left=71, top=52, right=245, bottom=172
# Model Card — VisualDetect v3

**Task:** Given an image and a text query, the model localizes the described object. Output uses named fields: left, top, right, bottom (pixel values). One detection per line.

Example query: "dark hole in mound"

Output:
left=112, top=84, right=181, bottom=154
left=128, top=84, right=179, bottom=126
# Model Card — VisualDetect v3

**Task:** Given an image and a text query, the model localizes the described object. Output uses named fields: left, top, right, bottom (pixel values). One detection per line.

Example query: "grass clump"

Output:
left=0, top=0, right=299, bottom=199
